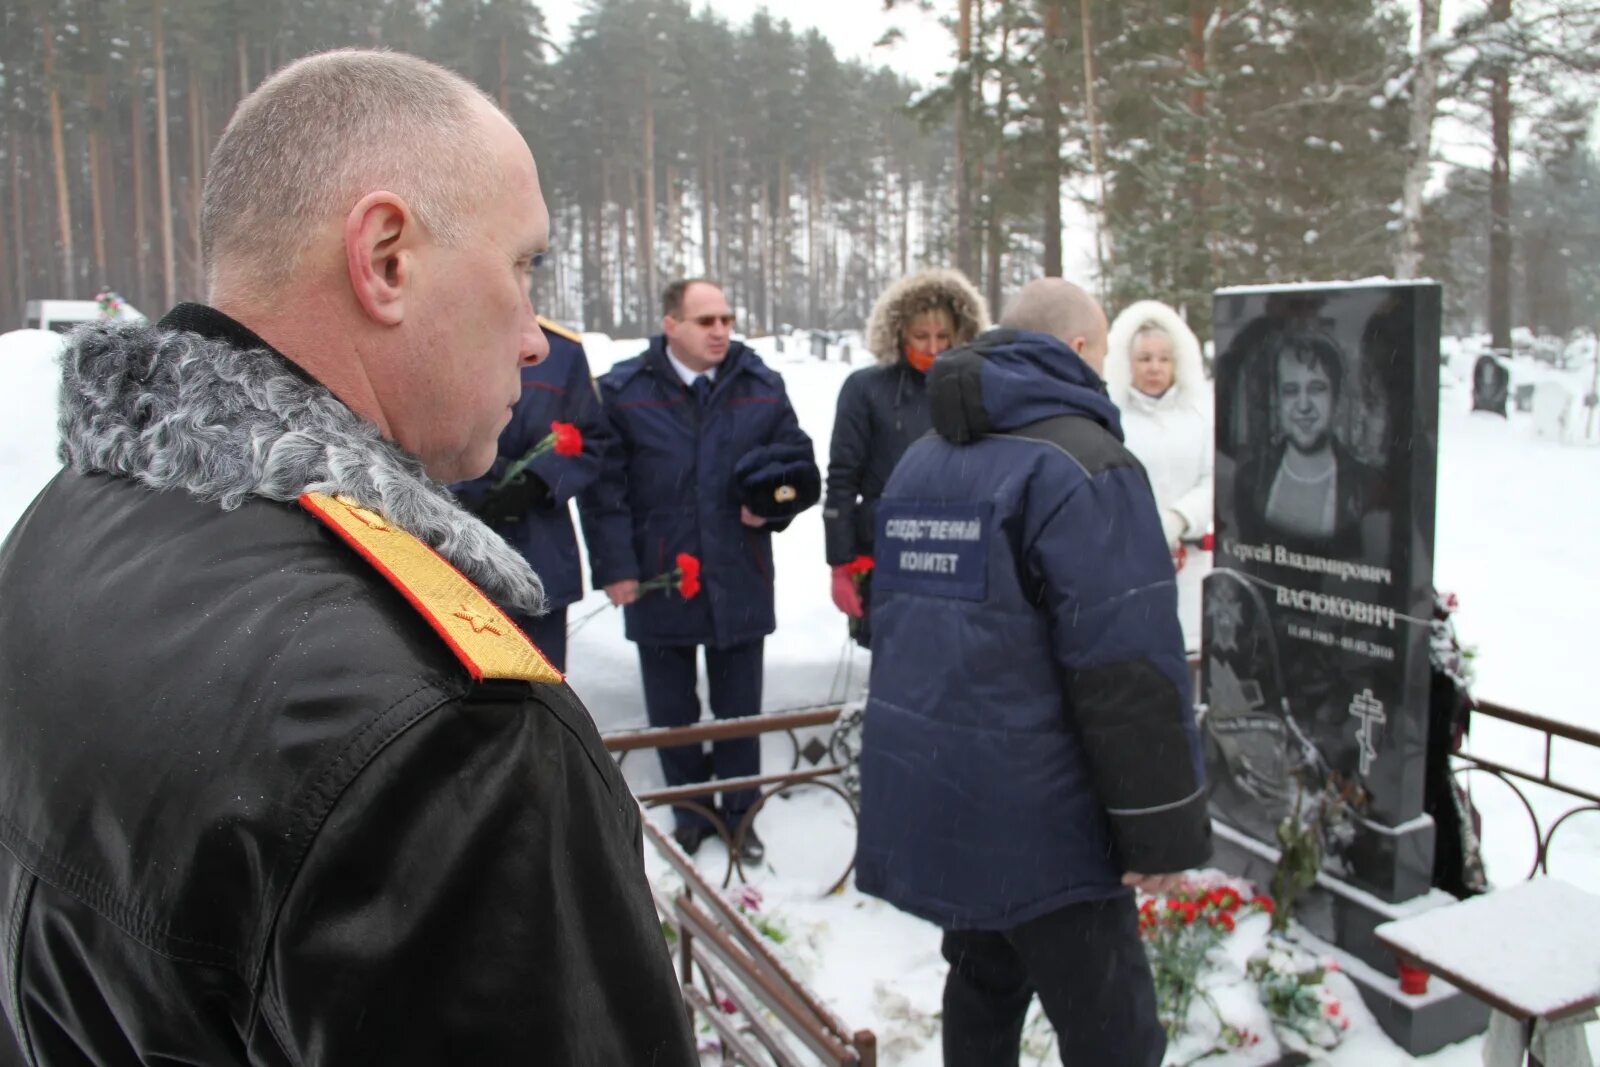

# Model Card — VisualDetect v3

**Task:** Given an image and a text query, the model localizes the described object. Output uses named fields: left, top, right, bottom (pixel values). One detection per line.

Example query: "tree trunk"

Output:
left=498, top=36, right=510, bottom=112
left=43, top=21, right=75, bottom=295
left=807, top=156, right=821, bottom=325
left=189, top=61, right=206, bottom=296
left=759, top=166, right=772, bottom=329
left=987, top=14, right=1011, bottom=314
left=1488, top=0, right=1513, bottom=352
left=88, top=74, right=110, bottom=284
left=12, top=128, right=30, bottom=314
left=1395, top=0, right=1441, bottom=279
left=955, top=0, right=975, bottom=277
left=900, top=169, right=910, bottom=275
left=1040, top=0, right=1064, bottom=277
left=665, top=164, right=681, bottom=276
left=640, top=85, right=656, bottom=306
left=616, top=182, right=631, bottom=332
left=701, top=132, right=714, bottom=275
left=237, top=31, right=249, bottom=101
left=155, top=0, right=176, bottom=309
left=1081, top=0, right=1113, bottom=292
left=132, top=80, right=149, bottom=309
left=0, top=152, right=10, bottom=326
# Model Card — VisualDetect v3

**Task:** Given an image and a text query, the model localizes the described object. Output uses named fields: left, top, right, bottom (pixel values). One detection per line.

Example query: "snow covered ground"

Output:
left=1, top=326, right=1594, bottom=1063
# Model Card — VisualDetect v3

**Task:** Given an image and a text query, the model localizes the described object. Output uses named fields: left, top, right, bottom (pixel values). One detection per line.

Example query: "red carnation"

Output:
left=550, top=421, right=583, bottom=457
left=844, top=555, right=874, bottom=576
left=1213, top=912, right=1236, bottom=933
left=1254, top=895, right=1275, bottom=915
left=676, top=553, right=702, bottom=600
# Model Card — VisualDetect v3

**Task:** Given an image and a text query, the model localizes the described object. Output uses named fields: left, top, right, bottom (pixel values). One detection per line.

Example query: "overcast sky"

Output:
left=540, top=0, right=953, bottom=77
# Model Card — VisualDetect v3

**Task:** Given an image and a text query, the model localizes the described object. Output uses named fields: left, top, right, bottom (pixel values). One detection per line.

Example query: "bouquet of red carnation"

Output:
left=492, top=421, right=583, bottom=492
left=638, top=552, right=701, bottom=600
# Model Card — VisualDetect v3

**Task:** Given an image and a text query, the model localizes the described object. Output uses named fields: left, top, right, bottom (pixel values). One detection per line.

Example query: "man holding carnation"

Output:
left=582, top=278, right=819, bottom=864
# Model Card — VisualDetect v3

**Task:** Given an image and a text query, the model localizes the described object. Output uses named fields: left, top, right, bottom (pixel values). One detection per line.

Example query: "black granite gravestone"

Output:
left=1202, top=283, right=1484, bottom=1055
left=1472, top=354, right=1510, bottom=415
left=1206, top=281, right=1441, bottom=903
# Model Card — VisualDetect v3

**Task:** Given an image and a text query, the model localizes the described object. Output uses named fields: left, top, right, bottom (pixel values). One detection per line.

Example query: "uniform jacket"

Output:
left=580, top=337, right=817, bottom=649
left=855, top=330, right=1212, bottom=931
left=451, top=321, right=612, bottom=611
left=0, top=305, right=696, bottom=1066
left=824, top=269, right=988, bottom=566
left=1104, top=299, right=1214, bottom=540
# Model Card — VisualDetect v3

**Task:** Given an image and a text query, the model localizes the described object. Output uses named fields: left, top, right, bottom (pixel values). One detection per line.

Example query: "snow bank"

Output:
left=0, top=330, right=65, bottom=538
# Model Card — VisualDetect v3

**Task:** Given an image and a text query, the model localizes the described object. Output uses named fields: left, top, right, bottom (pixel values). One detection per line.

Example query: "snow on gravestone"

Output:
left=1203, top=281, right=1442, bottom=904
left=0, top=329, right=67, bottom=543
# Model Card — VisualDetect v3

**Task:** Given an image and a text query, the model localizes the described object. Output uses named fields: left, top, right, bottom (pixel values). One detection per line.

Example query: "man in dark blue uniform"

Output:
left=857, top=279, right=1211, bottom=1067
left=452, top=316, right=612, bottom=671
left=581, top=278, right=819, bottom=863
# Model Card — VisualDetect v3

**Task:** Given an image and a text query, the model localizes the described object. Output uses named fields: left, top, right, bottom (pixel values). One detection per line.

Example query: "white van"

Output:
left=23, top=298, right=145, bottom=334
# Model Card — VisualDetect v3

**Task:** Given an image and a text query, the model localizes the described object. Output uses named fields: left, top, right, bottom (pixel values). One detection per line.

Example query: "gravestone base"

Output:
left=1212, top=821, right=1490, bottom=1055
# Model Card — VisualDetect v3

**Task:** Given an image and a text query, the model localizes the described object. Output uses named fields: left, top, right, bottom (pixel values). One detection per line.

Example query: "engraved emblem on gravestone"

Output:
left=1208, top=581, right=1245, bottom=653
left=1348, top=689, right=1386, bottom=777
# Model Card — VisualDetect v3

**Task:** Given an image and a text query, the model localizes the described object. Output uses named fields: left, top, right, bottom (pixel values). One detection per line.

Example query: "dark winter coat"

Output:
left=824, top=269, right=989, bottom=566
left=451, top=322, right=612, bottom=610
left=580, top=337, right=817, bottom=648
left=0, top=306, right=696, bottom=1066
left=823, top=360, right=932, bottom=564
left=856, top=329, right=1212, bottom=931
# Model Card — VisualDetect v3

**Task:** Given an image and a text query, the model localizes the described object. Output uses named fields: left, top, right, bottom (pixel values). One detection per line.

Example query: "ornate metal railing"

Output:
left=644, top=818, right=878, bottom=1067
left=602, top=706, right=860, bottom=892
left=1450, top=700, right=1600, bottom=880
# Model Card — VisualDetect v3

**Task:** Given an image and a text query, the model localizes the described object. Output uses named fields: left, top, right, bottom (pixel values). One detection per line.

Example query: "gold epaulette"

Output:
left=537, top=316, right=583, bottom=345
left=299, top=492, right=562, bottom=686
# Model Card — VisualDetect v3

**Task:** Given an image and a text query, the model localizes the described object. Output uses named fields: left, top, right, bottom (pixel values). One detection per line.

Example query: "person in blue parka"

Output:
left=451, top=316, right=613, bottom=672
left=857, top=279, right=1212, bottom=1067
left=580, top=278, right=819, bottom=864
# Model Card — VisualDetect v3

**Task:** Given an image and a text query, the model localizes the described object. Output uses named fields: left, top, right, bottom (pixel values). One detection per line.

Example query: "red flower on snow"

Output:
left=549, top=421, right=583, bottom=457
left=676, top=553, right=702, bottom=600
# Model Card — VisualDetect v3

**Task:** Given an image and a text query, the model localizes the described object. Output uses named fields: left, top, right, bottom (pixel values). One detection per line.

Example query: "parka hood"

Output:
left=865, top=269, right=990, bottom=365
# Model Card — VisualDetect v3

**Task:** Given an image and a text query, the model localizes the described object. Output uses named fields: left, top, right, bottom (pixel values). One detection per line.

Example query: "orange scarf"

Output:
left=903, top=344, right=936, bottom=373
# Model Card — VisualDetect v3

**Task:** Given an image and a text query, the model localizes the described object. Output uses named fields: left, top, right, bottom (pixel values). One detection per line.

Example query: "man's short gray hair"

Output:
left=201, top=49, right=499, bottom=292
left=999, top=278, right=1103, bottom=345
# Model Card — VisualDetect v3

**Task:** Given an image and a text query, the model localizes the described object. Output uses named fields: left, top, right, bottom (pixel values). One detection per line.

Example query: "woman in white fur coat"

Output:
left=1104, top=299, right=1213, bottom=651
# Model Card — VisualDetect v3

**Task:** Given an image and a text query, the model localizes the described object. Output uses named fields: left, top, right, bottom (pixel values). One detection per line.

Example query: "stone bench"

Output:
left=1375, top=878, right=1600, bottom=1066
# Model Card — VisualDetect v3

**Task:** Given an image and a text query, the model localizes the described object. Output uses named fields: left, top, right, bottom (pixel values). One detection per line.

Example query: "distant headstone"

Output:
left=1513, top=383, right=1535, bottom=413
left=840, top=342, right=852, bottom=365
left=1530, top=381, right=1574, bottom=441
left=811, top=333, right=828, bottom=360
left=1472, top=354, right=1510, bottom=416
left=774, top=336, right=786, bottom=354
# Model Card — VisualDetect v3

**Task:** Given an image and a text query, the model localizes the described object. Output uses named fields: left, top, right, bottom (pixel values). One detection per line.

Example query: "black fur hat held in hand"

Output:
left=733, top=442, right=821, bottom=520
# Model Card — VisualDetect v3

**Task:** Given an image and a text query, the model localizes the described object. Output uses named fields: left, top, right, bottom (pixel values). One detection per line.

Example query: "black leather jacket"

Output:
left=0, top=470, right=694, bottom=1061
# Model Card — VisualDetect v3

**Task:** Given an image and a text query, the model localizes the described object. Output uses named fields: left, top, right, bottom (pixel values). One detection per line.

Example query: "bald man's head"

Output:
left=999, top=279, right=1109, bottom=374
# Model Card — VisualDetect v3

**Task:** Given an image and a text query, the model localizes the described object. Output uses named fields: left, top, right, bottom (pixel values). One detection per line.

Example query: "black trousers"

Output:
left=942, top=894, right=1165, bottom=1067
left=514, top=606, right=568, bottom=674
left=636, top=640, right=764, bottom=831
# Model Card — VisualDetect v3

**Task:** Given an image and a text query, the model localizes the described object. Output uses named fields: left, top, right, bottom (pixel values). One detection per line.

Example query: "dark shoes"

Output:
left=737, top=826, right=765, bottom=866
left=671, top=823, right=765, bottom=865
left=673, top=823, right=712, bottom=856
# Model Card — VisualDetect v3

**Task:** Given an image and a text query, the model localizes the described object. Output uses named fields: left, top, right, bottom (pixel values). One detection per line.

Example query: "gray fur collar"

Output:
left=58, top=320, right=546, bottom=615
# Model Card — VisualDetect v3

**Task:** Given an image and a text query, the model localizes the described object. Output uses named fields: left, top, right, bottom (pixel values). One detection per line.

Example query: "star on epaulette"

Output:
left=300, top=492, right=561, bottom=685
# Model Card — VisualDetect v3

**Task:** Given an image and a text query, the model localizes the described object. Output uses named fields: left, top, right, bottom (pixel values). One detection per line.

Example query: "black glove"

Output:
left=463, top=472, right=552, bottom=527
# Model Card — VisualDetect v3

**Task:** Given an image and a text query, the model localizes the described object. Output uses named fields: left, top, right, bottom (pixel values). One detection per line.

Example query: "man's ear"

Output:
left=660, top=314, right=676, bottom=339
left=345, top=191, right=415, bottom=327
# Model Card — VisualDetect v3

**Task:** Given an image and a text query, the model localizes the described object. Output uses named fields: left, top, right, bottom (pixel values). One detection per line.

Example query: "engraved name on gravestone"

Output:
left=1203, top=281, right=1442, bottom=903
